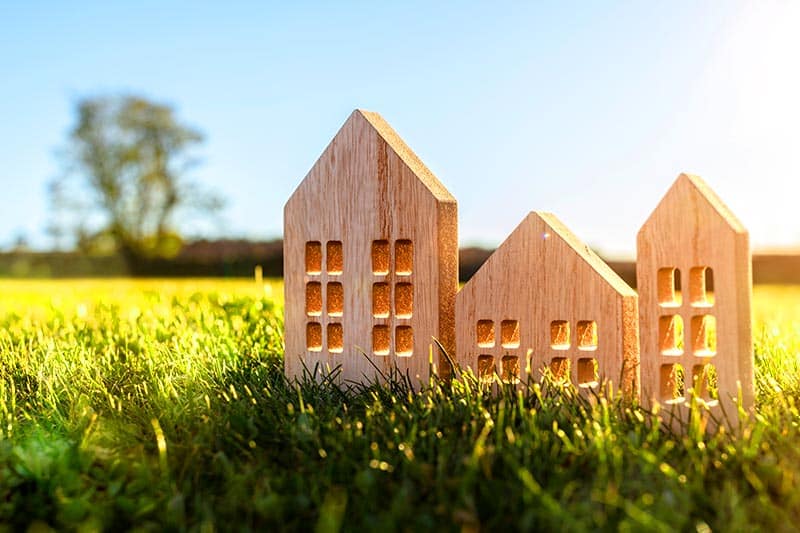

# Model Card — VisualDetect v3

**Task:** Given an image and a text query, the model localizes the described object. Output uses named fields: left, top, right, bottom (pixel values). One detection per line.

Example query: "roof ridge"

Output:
left=639, top=173, right=747, bottom=236
left=532, top=211, right=638, bottom=296
left=680, top=173, right=746, bottom=233
left=463, top=211, right=636, bottom=297
left=356, top=109, right=456, bottom=203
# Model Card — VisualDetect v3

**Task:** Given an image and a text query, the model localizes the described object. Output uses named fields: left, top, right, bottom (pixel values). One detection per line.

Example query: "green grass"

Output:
left=0, top=280, right=799, bottom=531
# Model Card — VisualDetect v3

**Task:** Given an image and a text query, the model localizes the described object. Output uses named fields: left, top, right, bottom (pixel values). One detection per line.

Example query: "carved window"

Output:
left=577, top=358, right=598, bottom=388
left=660, top=363, right=685, bottom=404
left=541, top=319, right=601, bottom=388
left=304, top=240, right=344, bottom=353
left=656, top=264, right=718, bottom=405
left=657, top=267, right=682, bottom=307
left=371, top=239, right=414, bottom=357
left=689, top=267, right=714, bottom=307
left=475, top=318, right=520, bottom=385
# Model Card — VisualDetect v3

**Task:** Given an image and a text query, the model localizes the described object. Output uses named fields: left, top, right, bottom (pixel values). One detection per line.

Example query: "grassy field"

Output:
left=0, top=280, right=798, bottom=531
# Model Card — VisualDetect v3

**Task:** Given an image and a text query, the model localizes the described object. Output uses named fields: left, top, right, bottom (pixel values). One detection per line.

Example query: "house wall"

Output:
left=284, top=112, right=457, bottom=386
left=456, top=213, right=639, bottom=396
left=637, top=176, right=753, bottom=418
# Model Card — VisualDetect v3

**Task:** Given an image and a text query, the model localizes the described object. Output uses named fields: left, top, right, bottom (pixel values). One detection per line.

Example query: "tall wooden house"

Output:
left=455, top=212, right=640, bottom=395
left=284, top=110, right=458, bottom=385
left=637, top=174, right=753, bottom=418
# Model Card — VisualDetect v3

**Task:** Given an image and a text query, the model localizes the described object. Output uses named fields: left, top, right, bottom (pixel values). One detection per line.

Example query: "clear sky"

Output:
left=1, top=1, right=798, bottom=257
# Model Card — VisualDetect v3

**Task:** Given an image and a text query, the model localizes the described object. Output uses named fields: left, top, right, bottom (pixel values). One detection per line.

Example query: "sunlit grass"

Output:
left=0, top=280, right=797, bottom=530
left=753, top=285, right=800, bottom=403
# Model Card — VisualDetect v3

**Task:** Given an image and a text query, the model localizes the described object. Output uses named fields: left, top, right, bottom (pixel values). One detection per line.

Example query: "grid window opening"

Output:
left=691, top=364, right=719, bottom=402
left=477, top=320, right=495, bottom=348
left=657, top=267, right=682, bottom=307
left=658, top=315, right=684, bottom=356
left=305, top=241, right=322, bottom=275
left=306, top=322, right=323, bottom=352
left=305, top=282, right=322, bottom=316
left=327, top=323, right=343, bottom=353
left=550, top=357, right=571, bottom=382
left=372, top=238, right=415, bottom=359
left=395, top=326, right=413, bottom=356
left=372, top=240, right=390, bottom=275
left=326, top=241, right=343, bottom=275
left=550, top=320, right=570, bottom=350
left=326, top=282, right=343, bottom=317
left=577, top=358, right=599, bottom=388
left=691, top=315, right=717, bottom=357
left=394, top=283, right=414, bottom=318
left=500, top=320, right=520, bottom=348
left=577, top=320, right=598, bottom=351
left=689, top=267, right=715, bottom=307
left=477, top=355, right=495, bottom=383
left=501, top=355, right=520, bottom=384
left=660, top=363, right=685, bottom=404
left=372, top=325, right=390, bottom=356
left=395, top=240, right=413, bottom=275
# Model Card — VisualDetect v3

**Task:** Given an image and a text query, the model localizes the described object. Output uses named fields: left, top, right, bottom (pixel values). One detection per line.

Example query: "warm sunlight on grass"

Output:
left=0, top=279, right=797, bottom=530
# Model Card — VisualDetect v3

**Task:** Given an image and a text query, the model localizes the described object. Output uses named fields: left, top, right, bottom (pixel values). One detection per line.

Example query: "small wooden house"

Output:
left=637, top=173, right=753, bottom=418
left=284, top=110, right=458, bottom=385
left=456, top=212, right=640, bottom=395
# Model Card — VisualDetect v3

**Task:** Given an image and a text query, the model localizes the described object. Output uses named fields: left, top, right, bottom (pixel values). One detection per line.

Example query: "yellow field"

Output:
left=0, top=279, right=796, bottom=326
left=0, top=278, right=284, bottom=318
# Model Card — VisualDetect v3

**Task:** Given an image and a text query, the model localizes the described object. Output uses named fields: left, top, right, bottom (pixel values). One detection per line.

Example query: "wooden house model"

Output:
left=455, top=212, right=640, bottom=395
left=283, top=112, right=755, bottom=430
left=284, top=110, right=458, bottom=385
left=637, top=173, right=753, bottom=417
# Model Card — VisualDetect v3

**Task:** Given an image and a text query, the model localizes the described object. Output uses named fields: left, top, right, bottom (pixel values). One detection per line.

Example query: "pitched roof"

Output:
left=642, top=173, right=746, bottom=234
left=288, top=110, right=456, bottom=206
left=533, top=211, right=637, bottom=296
left=468, top=211, right=636, bottom=297
left=356, top=109, right=456, bottom=203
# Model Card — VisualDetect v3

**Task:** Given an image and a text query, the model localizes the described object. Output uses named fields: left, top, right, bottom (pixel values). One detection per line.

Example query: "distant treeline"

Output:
left=2, top=240, right=799, bottom=285
left=0, top=240, right=283, bottom=279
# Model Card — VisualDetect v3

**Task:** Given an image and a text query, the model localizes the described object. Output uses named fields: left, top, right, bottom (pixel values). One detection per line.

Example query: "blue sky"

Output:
left=1, top=1, right=798, bottom=257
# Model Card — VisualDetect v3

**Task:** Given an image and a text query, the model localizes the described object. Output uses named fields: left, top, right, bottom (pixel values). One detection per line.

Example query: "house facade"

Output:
left=455, top=212, right=640, bottom=396
left=637, top=174, right=753, bottom=417
left=284, top=110, right=458, bottom=385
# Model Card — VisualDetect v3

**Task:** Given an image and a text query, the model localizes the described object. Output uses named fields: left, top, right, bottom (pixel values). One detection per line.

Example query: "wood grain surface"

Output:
left=456, top=212, right=640, bottom=397
left=637, top=173, right=753, bottom=426
left=284, top=110, right=458, bottom=387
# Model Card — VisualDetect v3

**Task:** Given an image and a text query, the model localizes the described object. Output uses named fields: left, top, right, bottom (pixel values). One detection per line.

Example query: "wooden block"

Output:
left=455, top=212, right=640, bottom=397
left=637, top=173, right=753, bottom=426
left=284, top=110, right=458, bottom=387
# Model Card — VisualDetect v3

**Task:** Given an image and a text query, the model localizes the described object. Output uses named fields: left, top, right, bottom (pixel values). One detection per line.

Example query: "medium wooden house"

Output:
left=455, top=211, right=640, bottom=395
left=637, top=173, right=753, bottom=418
left=284, top=110, right=458, bottom=385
